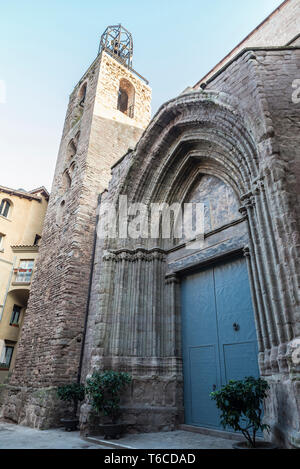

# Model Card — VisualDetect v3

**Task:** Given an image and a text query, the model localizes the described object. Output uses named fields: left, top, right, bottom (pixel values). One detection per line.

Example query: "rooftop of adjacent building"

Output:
left=0, top=185, right=49, bottom=202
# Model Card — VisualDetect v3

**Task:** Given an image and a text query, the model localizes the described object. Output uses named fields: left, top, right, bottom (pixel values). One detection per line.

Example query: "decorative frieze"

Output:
left=103, top=248, right=166, bottom=263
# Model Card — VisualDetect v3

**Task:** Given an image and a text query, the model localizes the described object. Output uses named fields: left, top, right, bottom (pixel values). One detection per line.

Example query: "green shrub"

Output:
left=57, top=382, right=85, bottom=418
left=210, top=376, right=270, bottom=448
left=85, top=370, right=132, bottom=423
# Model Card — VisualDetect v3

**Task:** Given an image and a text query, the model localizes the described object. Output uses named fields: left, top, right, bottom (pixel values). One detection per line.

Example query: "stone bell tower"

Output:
left=0, top=24, right=151, bottom=428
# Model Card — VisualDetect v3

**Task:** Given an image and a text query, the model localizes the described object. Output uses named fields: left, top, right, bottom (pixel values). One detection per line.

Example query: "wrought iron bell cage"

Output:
left=99, top=24, right=133, bottom=69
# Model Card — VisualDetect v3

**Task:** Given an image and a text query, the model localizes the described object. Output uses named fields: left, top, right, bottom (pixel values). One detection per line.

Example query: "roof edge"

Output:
left=193, top=0, right=290, bottom=88
left=0, top=185, right=49, bottom=202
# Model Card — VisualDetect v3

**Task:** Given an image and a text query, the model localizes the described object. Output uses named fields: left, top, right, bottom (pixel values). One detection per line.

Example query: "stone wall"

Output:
left=81, top=47, right=300, bottom=447
left=195, top=0, right=300, bottom=85
left=0, top=50, right=151, bottom=428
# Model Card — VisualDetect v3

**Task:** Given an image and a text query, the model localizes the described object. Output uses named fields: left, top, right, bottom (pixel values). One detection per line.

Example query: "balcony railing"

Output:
left=0, top=362, right=9, bottom=370
left=9, top=319, right=19, bottom=327
left=13, top=268, right=33, bottom=283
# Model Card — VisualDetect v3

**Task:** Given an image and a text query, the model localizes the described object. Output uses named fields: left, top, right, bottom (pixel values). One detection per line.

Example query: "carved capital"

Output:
left=239, top=205, right=247, bottom=216
left=253, top=179, right=265, bottom=195
left=102, top=250, right=117, bottom=262
left=243, top=246, right=251, bottom=258
left=239, top=197, right=255, bottom=214
left=165, top=273, right=179, bottom=285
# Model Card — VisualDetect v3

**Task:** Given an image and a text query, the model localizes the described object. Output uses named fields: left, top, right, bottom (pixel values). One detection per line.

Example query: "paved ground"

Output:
left=0, top=422, right=102, bottom=449
left=0, top=422, right=236, bottom=449
left=86, top=430, right=234, bottom=449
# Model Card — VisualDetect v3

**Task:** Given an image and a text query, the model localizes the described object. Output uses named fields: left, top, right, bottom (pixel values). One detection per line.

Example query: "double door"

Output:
left=181, top=256, right=260, bottom=429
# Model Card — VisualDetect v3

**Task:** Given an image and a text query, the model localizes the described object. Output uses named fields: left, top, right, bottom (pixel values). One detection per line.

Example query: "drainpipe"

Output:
left=0, top=256, right=16, bottom=321
left=77, top=193, right=102, bottom=383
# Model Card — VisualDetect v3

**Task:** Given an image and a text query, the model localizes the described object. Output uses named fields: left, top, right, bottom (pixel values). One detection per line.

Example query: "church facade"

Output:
left=1, top=1, right=300, bottom=449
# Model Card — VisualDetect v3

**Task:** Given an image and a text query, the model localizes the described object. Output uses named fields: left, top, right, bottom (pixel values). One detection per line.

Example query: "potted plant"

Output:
left=85, top=370, right=132, bottom=439
left=210, top=376, right=276, bottom=449
left=57, top=382, right=85, bottom=431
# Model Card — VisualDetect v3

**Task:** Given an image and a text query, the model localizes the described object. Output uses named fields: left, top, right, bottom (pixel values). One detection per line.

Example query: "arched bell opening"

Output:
left=117, top=78, right=135, bottom=118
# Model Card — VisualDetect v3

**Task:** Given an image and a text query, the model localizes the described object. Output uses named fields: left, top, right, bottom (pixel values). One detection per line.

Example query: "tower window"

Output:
left=67, top=138, right=77, bottom=160
left=117, top=78, right=135, bottom=118
left=79, top=83, right=87, bottom=107
left=68, top=162, right=76, bottom=177
left=66, top=132, right=80, bottom=161
left=118, top=88, right=128, bottom=113
left=0, top=199, right=12, bottom=218
left=62, top=169, right=72, bottom=193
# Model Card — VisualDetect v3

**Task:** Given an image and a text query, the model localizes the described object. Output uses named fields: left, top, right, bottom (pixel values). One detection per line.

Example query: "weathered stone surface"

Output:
left=194, top=0, right=300, bottom=85
left=81, top=48, right=300, bottom=447
left=1, top=28, right=300, bottom=450
left=0, top=50, right=151, bottom=429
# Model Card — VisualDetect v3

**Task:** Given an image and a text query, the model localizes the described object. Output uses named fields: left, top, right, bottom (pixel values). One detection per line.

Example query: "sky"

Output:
left=0, top=0, right=283, bottom=192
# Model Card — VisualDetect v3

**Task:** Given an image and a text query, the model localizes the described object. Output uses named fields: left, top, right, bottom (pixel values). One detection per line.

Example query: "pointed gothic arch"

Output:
left=84, top=89, right=300, bottom=441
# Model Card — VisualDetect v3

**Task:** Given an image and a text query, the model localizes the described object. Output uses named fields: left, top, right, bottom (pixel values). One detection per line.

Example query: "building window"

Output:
left=118, top=88, right=128, bottom=113
left=10, top=305, right=21, bottom=326
left=62, top=169, right=72, bottom=193
left=79, top=82, right=87, bottom=107
left=0, top=345, right=14, bottom=370
left=67, top=138, right=77, bottom=160
left=68, top=162, right=76, bottom=177
left=0, top=233, right=4, bottom=249
left=0, top=199, right=12, bottom=218
left=117, top=79, right=135, bottom=118
left=15, top=260, right=34, bottom=283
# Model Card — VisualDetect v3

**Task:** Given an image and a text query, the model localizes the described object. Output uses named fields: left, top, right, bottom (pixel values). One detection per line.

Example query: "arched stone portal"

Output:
left=81, top=88, right=300, bottom=447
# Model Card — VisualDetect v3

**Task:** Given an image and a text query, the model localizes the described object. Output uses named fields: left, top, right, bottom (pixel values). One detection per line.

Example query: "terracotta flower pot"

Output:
left=232, top=441, right=277, bottom=450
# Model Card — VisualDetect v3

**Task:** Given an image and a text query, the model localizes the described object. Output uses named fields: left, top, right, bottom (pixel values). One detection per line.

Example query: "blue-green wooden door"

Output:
left=181, top=256, right=260, bottom=429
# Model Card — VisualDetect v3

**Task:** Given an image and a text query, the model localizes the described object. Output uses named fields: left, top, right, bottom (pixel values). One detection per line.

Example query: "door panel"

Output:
left=189, top=346, right=220, bottom=427
left=223, top=342, right=259, bottom=382
left=181, top=266, right=221, bottom=427
left=181, top=255, right=259, bottom=430
left=213, top=257, right=260, bottom=385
